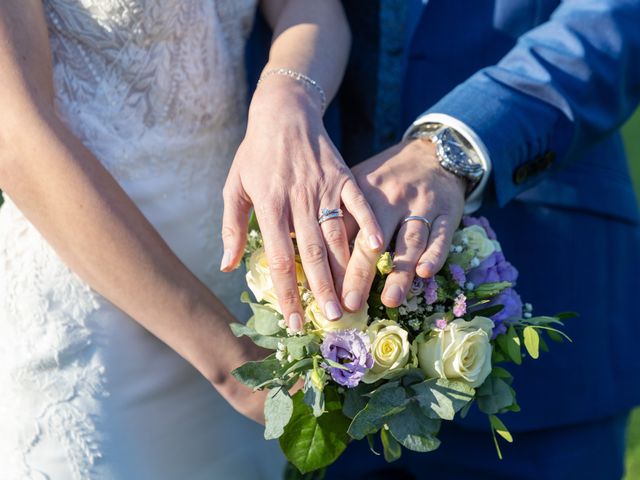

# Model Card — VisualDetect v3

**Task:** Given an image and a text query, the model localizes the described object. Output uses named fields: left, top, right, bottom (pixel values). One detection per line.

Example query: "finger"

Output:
left=341, top=179, right=384, bottom=252
left=221, top=177, right=252, bottom=272
left=293, top=206, right=343, bottom=321
left=381, top=218, right=431, bottom=308
left=319, top=213, right=350, bottom=295
left=341, top=218, right=394, bottom=312
left=417, top=215, right=456, bottom=278
left=254, top=204, right=304, bottom=331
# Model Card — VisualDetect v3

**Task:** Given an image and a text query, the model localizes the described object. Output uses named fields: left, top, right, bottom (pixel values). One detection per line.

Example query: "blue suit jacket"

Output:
left=246, top=0, right=640, bottom=432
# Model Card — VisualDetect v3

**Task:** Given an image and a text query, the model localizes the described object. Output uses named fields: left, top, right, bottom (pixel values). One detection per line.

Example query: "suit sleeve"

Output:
left=424, top=0, right=640, bottom=206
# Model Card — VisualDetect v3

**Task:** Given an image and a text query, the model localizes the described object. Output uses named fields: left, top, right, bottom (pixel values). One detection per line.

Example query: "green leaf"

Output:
left=283, top=358, right=314, bottom=377
left=303, top=373, right=325, bottom=418
left=491, top=366, right=513, bottom=383
left=264, top=388, right=294, bottom=440
left=467, top=304, right=504, bottom=319
left=546, top=329, right=564, bottom=342
left=232, top=358, right=283, bottom=389
left=555, top=311, right=579, bottom=320
left=476, top=376, right=516, bottom=414
left=230, top=323, right=281, bottom=349
left=279, top=391, right=351, bottom=474
left=380, top=428, right=402, bottom=463
left=286, top=335, right=319, bottom=360
left=322, top=358, right=351, bottom=371
left=410, top=378, right=475, bottom=421
left=523, top=326, right=540, bottom=359
left=386, top=307, right=399, bottom=322
left=496, top=326, right=522, bottom=365
left=342, top=384, right=371, bottom=419
left=489, top=415, right=513, bottom=443
left=471, top=282, right=512, bottom=299
left=250, top=303, right=283, bottom=336
left=524, top=315, right=565, bottom=326
left=386, top=403, right=441, bottom=453
left=348, top=386, right=407, bottom=440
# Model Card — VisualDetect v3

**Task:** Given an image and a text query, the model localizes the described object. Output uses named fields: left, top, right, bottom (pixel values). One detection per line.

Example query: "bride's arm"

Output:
left=222, top=0, right=383, bottom=331
left=0, top=1, right=265, bottom=421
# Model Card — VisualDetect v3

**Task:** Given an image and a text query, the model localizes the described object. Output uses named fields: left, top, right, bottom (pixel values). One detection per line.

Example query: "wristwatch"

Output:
left=409, top=123, right=485, bottom=194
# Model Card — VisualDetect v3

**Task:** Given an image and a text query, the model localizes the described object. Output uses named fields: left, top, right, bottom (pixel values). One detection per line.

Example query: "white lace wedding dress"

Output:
left=0, top=1, right=285, bottom=478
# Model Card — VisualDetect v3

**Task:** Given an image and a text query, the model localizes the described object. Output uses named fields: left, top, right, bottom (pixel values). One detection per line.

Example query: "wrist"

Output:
left=406, top=137, right=468, bottom=193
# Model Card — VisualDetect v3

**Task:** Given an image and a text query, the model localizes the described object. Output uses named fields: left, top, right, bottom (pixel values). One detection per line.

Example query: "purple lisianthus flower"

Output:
left=448, top=264, right=466, bottom=287
left=320, top=329, right=373, bottom=388
left=462, top=216, right=497, bottom=240
left=486, top=288, right=523, bottom=337
left=467, top=251, right=518, bottom=286
left=453, top=293, right=467, bottom=317
left=424, top=277, right=438, bottom=305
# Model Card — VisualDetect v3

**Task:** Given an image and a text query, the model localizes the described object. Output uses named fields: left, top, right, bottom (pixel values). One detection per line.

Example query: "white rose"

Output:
left=453, top=225, right=496, bottom=261
left=246, top=247, right=306, bottom=311
left=305, top=300, right=368, bottom=334
left=363, top=319, right=411, bottom=383
left=417, top=316, right=494, bottom=388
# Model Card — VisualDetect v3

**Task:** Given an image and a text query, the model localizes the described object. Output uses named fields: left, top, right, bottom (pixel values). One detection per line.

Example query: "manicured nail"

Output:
left=343, top=290, right=362, bottom=312
left=368, top=234, right=383, bottom=251
left=384, top=284, right=404, bottom=306
left=289, top=313, right=303, bottom=332
left=220, top=250, right=232, bottom=271
left=325, top=301, right=342, bottom=321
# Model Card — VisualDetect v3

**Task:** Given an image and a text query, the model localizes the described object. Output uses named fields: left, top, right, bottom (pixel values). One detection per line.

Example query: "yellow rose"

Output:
left=453, top=225, right=496, bottom=261
left=363, top=319, right=411, bottom=383
left=246, top=247, right=306, bottom=311
left=305, top=300, right=368, bottom=334
left=417, top=316, right=494, bottom=388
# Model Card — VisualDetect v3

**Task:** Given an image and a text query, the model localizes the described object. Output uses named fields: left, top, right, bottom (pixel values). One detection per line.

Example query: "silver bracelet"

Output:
left=258, top=68, right=327, bottom=113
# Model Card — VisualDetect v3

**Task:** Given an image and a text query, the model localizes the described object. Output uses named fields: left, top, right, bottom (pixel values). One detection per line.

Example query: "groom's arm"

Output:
left=413, top=0, right=640, bottom=207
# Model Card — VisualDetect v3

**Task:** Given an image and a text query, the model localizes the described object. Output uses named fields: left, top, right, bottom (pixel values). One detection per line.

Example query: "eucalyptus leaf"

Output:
left=387, top=403, right=441, bottom=453
left=523, top=326, right=540, bottom=359
left=476, top=376, right=515, bottom=414
left=342, top=386, right=369, bottom=419
left=279, top=391, right=351, bottom=474
left=264, top=388, right=294, bottom=440
left=232, top=358, right=283, bottom=389
left=380, top=428, right=402, bottom=463
left=303, top=373, right=325, bottom=418
left=410, top=378, right=474, bottom=421
left=250, top=303, right=283, bottom=335
left=230, top=323, right=281, bottom=349
left=489, top=415, right=513, bottom=443
left=348, top=386, right=407, bottom=440
left=468, top=304, right=504, bottom=319
left=495, top=326, right=522, bottom=365
left=286, top=335, right=318, bottom=360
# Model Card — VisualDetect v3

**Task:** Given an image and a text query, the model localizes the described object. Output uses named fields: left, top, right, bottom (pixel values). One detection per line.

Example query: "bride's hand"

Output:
left=221, top=78, right=382, bottom=331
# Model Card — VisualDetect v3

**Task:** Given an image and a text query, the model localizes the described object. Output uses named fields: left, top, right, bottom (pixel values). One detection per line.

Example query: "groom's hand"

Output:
left=341, top=139, right=466, bottom=311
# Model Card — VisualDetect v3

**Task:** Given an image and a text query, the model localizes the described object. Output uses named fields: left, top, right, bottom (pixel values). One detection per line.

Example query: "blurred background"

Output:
left=0, top=114, right=638, bottom=477
left=623, top=111, right=640, bottom=480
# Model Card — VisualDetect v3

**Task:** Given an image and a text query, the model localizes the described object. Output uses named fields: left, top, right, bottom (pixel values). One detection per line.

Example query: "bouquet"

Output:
left=231, top=216, right=573, bottom=475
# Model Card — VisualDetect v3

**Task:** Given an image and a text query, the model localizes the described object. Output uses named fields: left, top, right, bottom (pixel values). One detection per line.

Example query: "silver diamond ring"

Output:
left=402, top=216, right=432, bottom=230
left=318, top=207, right=344, bottom=224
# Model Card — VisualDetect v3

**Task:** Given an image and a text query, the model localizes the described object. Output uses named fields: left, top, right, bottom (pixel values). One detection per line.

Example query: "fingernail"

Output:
left=368, top=234, right=383, bottom=251
left=324, top=301, right=342, bottom=321
left=343, top=291, right=362, bottom=312
left=417, top=261, right=434, bottom=277
left=220, top=250, right=232, bottom=271
left=289, top=313, right=302, bottom=332
left=384, top=284, right=404, bottom=305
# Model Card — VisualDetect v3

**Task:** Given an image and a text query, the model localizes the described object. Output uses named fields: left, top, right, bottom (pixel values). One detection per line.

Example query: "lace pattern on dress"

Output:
left=0, top=199, right=106, bottom=479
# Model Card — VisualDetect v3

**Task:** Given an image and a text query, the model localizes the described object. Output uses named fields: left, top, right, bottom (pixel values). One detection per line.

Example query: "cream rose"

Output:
left=453, top=225, right=496, bottom=261
left=417, top=316, right=494, bottom=388
left=305, top=300, right=368, bottom=334
left=246, top=247, right=306, bottom=311
left=363, top=320, right=411, bottom=383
